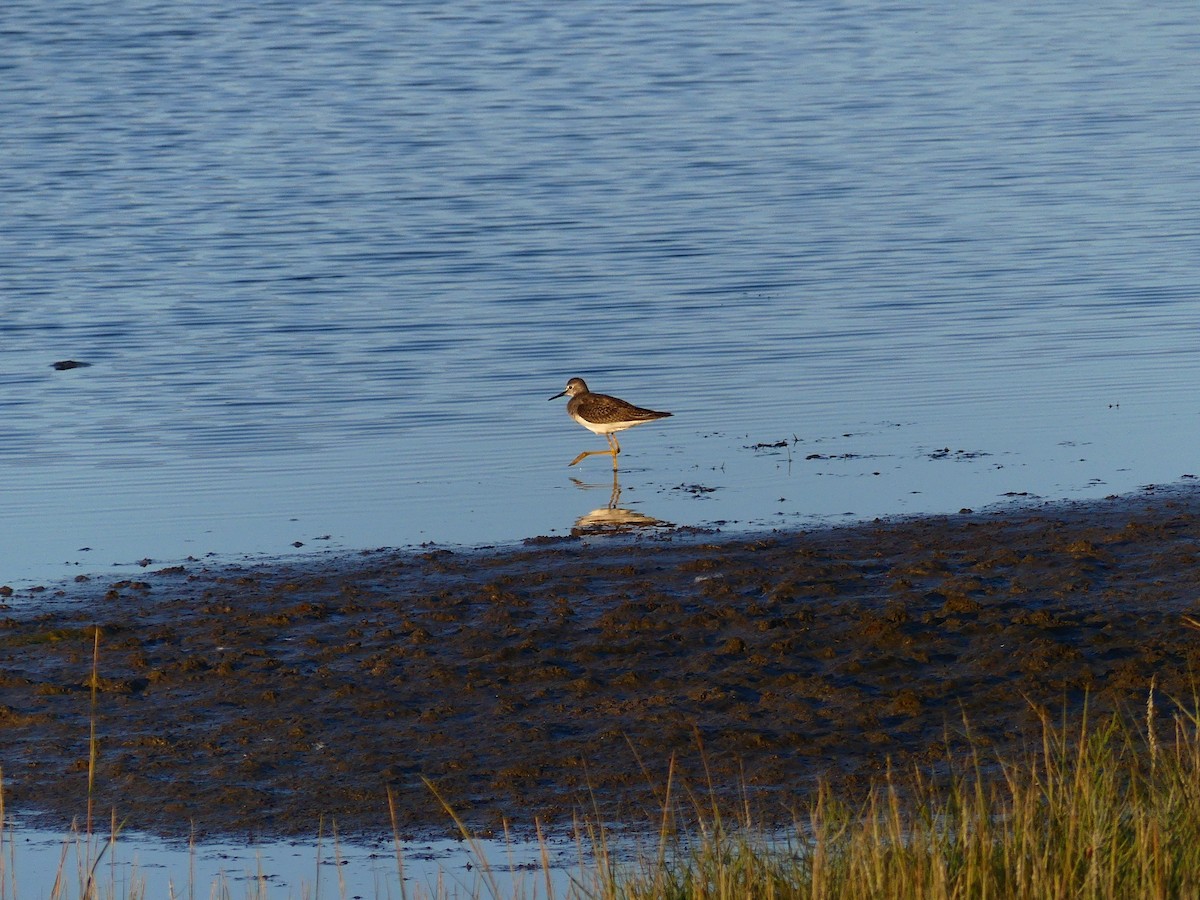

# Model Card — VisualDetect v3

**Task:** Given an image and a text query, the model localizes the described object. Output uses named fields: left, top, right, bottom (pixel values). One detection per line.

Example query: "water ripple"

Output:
left=2, top=0, right=1200, bottom=582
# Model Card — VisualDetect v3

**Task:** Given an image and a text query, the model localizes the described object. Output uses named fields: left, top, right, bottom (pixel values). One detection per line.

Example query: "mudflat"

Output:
left=1, top=487, right=1198, bottom=842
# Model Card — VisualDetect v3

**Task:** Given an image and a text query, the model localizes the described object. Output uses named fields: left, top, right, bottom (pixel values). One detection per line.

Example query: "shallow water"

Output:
left=3, top=0, right=1200, bottom=587
left=3, top=821, right=582, bottom=899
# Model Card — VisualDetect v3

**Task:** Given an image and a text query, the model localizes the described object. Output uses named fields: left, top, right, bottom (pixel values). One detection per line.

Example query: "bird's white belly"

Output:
left=571, top=412, right=629, bottom=435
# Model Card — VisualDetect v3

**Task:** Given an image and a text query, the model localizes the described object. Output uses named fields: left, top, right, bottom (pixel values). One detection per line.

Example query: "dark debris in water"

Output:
left=673, top=483, right=718, bottom=496
left=927, top=447, right=991, bottom=460
left=51, top=360, right=91, bottom=371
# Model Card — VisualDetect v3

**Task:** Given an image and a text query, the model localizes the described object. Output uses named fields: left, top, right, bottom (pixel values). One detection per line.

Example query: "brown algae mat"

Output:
left=2, top=486, right=1200, bottom=841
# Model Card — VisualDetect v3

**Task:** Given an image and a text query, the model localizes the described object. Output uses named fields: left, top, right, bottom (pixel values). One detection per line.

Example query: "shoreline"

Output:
left=0, top=484, right=1197, bottom=842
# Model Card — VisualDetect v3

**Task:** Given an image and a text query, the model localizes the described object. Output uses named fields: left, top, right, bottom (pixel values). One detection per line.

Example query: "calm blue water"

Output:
left=3, top=1, right=1200, bottom=587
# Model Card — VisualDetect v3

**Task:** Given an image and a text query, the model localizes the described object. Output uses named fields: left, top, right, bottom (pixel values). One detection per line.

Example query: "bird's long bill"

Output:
left=548, top=390, right=567, bottom=401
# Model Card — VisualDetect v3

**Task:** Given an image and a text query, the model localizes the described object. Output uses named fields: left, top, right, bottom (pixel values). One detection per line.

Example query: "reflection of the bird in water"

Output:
left=569, top=471, right=673, bottom=535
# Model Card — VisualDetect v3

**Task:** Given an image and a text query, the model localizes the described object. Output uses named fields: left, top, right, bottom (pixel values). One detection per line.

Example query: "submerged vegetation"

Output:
left=5, top=671, right=1200, bottom=899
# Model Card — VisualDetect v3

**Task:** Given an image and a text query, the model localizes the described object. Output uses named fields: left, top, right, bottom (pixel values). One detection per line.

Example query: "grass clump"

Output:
left=606, top=687, right=1200, bottom=899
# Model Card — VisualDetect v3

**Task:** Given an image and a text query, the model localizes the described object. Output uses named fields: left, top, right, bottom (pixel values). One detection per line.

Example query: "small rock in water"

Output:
left=52, top=360, right=91, bottom=371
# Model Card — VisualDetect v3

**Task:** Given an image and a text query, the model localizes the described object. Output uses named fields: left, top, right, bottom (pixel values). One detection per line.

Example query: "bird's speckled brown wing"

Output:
left=572, top=392, right=671, bottom=424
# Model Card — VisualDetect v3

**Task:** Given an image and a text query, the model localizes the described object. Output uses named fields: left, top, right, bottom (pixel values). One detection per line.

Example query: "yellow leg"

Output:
left=609, top=434, right=621, bottom=470
left=569, top=448, right=615, bottom=467
left=568, top=434, right=622, bottom=469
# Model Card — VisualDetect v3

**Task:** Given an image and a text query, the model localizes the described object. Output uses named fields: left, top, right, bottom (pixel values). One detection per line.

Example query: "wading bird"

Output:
left=548, top=377, right=672, bottom=470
